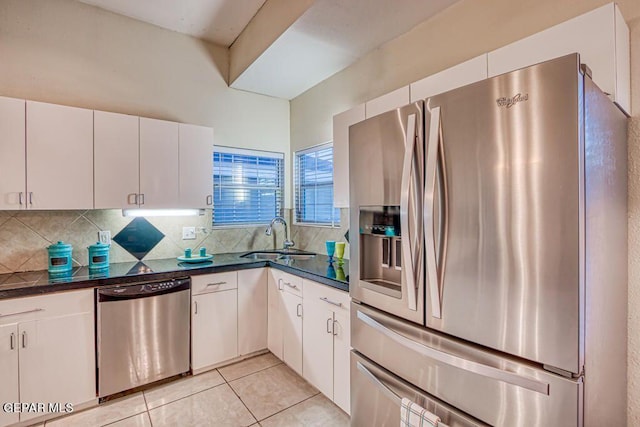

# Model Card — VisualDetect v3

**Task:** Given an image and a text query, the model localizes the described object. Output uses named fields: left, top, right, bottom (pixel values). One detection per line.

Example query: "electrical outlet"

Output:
left=182, top=227, right=196, bottom=240
left=98, top=230, right=111, bottom=245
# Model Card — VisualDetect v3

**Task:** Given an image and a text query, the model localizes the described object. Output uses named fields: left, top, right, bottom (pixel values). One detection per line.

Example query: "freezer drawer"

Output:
left=352, top=351, right=487, bottom=427
left=352, top=302, right=582, bottom=427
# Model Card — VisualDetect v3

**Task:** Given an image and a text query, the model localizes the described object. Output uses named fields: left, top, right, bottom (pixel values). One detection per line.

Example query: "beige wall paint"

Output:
left=0, top=0, right=292, bottom=206
left=290, top=0, right=640, bottom=423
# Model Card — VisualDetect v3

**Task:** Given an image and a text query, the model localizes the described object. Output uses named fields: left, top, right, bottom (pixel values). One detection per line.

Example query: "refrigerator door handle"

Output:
left=356, top=361, right=401, bottom=405
left=357, top=309, right=550, bottom=395
left=400, top=113, right=418, bottom=311
left=425, top=105, right=443, bottom=319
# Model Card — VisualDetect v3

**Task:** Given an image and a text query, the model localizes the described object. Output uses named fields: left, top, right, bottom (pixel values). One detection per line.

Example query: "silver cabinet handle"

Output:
left=357, top=309, right=549, bottom=395
left=21, top=331, right=27, bottom=348
left=127, top=193, right=138, bottom=205
left=18, top=192, right=24, bottom=206
left=284, top=281, right=298, bottom=290
left=206, top=281, right=227, bottom=287
left=319, top=297, right=342, bottom=307
left=277, top=278, right=284, bottom=291
left=296, top=303, right=302, bottom=317
left=194, top=301, right=198, bottom=315
left=326, top=318, right=333, bottom=334
left=206, top=195, right=213, bottom=206
left=0, top=308, right=44, bottom=319
left=10, top=333, right=15, bottom=350
left=28, top=192, right=33, bottom=205
left=139, top=193, right=145, bottom=205
left=425, top=104, right=444, bottom=319
left=400, top=112, right=420, bottom=312
left=332, top=319, right=338, bottom=336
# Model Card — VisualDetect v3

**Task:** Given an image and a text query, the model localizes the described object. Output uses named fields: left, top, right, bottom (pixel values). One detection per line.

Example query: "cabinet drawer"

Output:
left=303, top=279, right=350, bottom=315
left=191, top=272, right=238, bottom=295
left=272, top=269, right=303, bottom=297
left=0, top=289, right=94, bottom=326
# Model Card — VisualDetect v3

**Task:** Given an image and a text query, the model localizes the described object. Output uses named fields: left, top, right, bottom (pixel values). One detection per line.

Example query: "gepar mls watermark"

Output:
left=3, top=402, right=74, bottom=414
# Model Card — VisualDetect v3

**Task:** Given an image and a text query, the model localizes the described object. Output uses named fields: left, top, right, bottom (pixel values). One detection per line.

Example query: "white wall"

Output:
left=290, top=0, right=640, bottom=423
left=0, top=0, right=292, bottom=206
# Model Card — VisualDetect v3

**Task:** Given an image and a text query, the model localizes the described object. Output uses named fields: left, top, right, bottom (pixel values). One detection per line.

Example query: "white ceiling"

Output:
left=77, top=0, right=460, bottom=99
left=77, top=0, right=266, bottom=47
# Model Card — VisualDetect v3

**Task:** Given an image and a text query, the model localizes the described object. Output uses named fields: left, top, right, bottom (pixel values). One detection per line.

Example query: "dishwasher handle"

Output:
left=97, top=278, right=191, bottom=302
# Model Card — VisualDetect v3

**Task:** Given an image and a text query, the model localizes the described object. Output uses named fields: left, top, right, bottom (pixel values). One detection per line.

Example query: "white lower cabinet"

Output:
left=191, top=273, right=239, bottom=371
left=281, top=290, right=303, bottom=375
left=267, top=271, right=284, bottom=359
left=268, top=269, right=303, bottom=375
left=238, top=269, right=268, bottom=355
left=0, top=290, right=95, bottom=427
left=302, top=279, right=351, bottom=415
left=0, top=323, right=19, bottom=426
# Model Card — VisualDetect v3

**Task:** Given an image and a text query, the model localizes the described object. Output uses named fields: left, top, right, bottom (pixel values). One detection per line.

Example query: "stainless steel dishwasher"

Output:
left=97, top=277, right=191, bottom=398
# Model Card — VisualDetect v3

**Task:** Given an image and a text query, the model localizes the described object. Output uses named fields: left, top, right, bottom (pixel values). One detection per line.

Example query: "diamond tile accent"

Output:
left=113, top=217, right=165, bottom=260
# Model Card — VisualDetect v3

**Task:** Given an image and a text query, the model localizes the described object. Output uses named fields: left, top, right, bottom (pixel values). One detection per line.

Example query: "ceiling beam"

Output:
left=229, top=0, right=315, bottom=85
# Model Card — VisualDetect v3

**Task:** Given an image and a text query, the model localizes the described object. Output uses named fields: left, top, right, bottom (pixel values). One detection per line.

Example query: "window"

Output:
left=294, top=143, right=340, bottom=226
left=213, top=146, right=284, bottom=226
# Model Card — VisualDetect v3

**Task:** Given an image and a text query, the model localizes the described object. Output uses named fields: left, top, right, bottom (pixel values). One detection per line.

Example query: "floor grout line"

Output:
left=256, top=391, right=321, bottom=423
left=221, top=360, right=284, bottom=383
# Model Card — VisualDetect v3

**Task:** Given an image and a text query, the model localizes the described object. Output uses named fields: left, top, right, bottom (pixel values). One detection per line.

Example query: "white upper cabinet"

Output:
left=332, top=104, right=365, bottom=209
left=94, top=111, right=140, bottom=209
left=487, top=3, right=630, bottom=113
left=139, top=117, right=180, bottom=208
left=410, top=55, right=488, bottom=102
left=26, top=101, right=93, bottom=210
left=0, top=97, right=26, bottom=210
left=179, top=123, right=213, bottom=209
left=365, top=86, right=410, bottom=118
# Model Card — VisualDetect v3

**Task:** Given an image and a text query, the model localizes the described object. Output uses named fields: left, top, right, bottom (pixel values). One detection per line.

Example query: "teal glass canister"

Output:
left=88, top=242, right=110, bottom=271
left=47, top=241, right=73, bottom=274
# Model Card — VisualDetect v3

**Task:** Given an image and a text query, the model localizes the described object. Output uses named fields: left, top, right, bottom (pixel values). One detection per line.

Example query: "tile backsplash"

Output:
left=0, top=208, right=350, bottom=274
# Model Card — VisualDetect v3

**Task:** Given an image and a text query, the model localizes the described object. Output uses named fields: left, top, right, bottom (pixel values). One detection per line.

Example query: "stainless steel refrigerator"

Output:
left=348, top=53, right=628, bottom=426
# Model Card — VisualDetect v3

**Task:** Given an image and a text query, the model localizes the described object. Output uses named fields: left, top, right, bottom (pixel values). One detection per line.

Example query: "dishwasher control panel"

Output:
left=97, top=277, right=191, bottom=301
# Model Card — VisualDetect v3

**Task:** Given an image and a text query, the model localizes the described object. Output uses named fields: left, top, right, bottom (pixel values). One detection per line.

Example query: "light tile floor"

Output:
left=41, top=353, right=350, bottom=427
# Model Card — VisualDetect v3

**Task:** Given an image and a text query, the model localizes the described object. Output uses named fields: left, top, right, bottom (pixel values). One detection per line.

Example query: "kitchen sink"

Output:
left=240, top=250, right=316, bottom=261
left=241, top=252, right=280, bottom=260
left=278, top=254, right=316, bottom=260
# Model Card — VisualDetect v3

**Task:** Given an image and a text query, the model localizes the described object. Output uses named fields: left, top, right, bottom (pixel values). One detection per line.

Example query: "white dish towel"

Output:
left=400, top=397, right=449, bottom=427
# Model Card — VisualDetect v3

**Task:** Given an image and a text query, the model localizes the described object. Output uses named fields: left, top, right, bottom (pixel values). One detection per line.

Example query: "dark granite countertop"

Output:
left=0, top=252, right=349, bottom=300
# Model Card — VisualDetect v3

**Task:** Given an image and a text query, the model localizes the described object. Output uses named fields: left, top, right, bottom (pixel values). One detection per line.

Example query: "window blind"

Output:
left=213, top=147, right=284, bottom=226
left=295, top=143, right=340, bottom=225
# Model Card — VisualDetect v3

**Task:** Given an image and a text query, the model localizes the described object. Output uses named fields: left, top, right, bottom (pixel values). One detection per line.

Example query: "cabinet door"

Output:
left=281, top=291, right=303, bottom=375
left=332, top=104, right=365, bottom=208
left=238, top=269, right=268, bottom=355
left=26, top=101, right=94, bottom=210
left=0, top=97, right=26, bottom=210
left=192, top=290, right=238, bottom=371
left=94, top=111, right=140, bottom=209
left=333, top=307, right=351, bottom=415
left=139, top=117, right=179, bottom=208
left=267, top=270, right=284, bottom=359
left=302, top=298, right=334, bottom=399
left=0, top=324, right=19, bottom=427
left=410, top=55, right=488, bottom=102
left=365, top=86, right=410, bottom=119
left=487, top=3, right=629, bottom=113
left=179, top=123, right=213, bottom=208
left=18, top=312, right=95, bottom=423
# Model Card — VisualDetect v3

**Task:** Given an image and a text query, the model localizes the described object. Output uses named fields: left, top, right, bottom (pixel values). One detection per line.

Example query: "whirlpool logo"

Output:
left=496, top=93, right=529, bottom=108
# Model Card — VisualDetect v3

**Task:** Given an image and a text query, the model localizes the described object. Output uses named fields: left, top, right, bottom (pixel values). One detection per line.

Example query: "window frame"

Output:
left=212, top=145, right=285, bottom=228
left=294, top=142, right=340, bottom=227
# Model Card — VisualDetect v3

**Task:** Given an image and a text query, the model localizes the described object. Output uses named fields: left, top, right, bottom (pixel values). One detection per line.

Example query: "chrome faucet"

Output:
left=266, top=216, right=295, bottom=250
